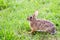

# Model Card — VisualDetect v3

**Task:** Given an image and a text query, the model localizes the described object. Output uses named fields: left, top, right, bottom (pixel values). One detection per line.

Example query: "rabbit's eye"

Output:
left=30, top=17, right=32, bottom=18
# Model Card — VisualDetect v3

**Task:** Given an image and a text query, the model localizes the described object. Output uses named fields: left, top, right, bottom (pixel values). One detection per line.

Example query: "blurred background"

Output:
left=0, top=0, right=60, bottom=40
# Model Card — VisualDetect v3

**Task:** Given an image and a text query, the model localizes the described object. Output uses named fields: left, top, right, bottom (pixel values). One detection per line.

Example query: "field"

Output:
left=0, top=0, right=60, bottom=40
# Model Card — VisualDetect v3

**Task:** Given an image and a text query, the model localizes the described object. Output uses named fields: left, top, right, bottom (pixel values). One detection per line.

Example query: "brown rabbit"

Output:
left=27, top=10, right=56, bottom=35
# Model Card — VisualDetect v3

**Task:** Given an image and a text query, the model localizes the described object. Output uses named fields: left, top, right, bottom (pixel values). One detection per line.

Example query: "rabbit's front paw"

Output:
left=28, top=30, right=34, bottom=34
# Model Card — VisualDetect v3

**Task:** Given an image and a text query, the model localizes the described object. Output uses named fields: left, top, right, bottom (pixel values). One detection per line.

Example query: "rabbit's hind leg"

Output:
left=50, top=29, right=56, bottom=35
left=47, top=29, right=56, bottom=35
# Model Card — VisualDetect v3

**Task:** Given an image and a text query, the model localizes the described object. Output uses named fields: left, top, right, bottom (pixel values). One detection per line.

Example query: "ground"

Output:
left=0, top=0, right=60, bottom=40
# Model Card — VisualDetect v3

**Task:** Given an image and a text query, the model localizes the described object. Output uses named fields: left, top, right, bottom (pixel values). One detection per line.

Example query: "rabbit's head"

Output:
left=27, top=10, right=38, bottom=21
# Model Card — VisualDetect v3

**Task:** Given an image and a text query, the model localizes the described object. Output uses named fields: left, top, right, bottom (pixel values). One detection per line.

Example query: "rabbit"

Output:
left=27, top=10, right=56, bottom=35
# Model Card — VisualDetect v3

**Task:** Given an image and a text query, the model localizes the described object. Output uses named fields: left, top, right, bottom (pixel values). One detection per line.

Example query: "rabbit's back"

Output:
left=30, top=19, right=55, bottom=31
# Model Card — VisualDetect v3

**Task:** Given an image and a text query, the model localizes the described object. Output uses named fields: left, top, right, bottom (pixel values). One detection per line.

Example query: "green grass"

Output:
left=0, top=0, right=60, bottom=40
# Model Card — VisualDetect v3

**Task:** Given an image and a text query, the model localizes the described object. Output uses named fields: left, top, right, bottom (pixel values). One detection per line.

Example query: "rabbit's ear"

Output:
left=33, top=10, right=38, bottom=17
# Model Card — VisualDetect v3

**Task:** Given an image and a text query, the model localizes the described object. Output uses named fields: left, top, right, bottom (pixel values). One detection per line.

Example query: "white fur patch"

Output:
left=37, top=30, right=44, bottom=32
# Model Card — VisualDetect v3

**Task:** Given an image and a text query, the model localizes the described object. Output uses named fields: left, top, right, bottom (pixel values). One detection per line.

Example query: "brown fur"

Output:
left=27, top=11, right=56, bottom=34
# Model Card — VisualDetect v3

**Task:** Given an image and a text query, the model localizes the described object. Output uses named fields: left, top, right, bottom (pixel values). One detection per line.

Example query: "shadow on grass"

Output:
left=28, top=31, right=58, bottom=40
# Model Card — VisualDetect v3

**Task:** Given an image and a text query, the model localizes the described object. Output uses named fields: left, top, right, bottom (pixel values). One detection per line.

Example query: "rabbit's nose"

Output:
left=27, top=18, right=29, bottom=20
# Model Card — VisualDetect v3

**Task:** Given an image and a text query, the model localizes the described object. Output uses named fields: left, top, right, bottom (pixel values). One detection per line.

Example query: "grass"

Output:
left=0, top=0, right=60, bottom=40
